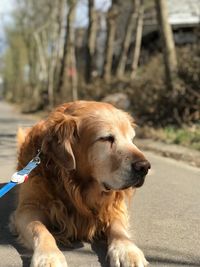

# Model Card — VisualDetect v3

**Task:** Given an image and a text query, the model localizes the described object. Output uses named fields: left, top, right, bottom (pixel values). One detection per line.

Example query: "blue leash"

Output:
left=0, top=182, right=17, bottom=197
left=0, top=151, right=41, bottom=198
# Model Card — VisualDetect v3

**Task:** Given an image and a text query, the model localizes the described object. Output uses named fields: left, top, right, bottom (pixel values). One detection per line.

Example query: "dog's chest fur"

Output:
left=45, top=178, right=126, bottom=245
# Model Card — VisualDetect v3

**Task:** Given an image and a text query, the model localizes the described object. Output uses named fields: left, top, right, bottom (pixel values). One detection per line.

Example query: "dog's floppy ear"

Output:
left=42, top=112, right=78, bottom=170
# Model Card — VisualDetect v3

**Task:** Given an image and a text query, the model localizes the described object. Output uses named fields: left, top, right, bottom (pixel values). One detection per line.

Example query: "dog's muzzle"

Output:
left=102, top=160, right=151, bottom=191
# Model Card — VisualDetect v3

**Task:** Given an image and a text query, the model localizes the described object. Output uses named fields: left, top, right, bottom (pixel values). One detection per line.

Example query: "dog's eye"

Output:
left=99, top=135, right=115, bottom=144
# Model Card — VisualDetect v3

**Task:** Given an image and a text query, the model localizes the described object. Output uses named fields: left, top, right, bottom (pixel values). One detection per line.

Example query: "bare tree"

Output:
left=103, top=0, right=119, bottom=82
left=33, top=31, right=48, bottom=84
left=58, top=0, right=78, bottom=102
left=130, top=0, right=144, bottom=79
left=155, top=0, right=178, bottom=90
left=14, top=0, right=53, bottom=109
left=116, top=0, right=138, bottom=79
left=85, top=0, right=98, bottom=83
left=47, top=0, right=65, bottom=107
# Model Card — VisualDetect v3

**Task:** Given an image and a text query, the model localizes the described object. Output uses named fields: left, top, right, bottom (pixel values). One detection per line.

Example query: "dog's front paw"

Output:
left=31, top=246, right=68, bottom=267
left=108, top=239, right=148, bottom=267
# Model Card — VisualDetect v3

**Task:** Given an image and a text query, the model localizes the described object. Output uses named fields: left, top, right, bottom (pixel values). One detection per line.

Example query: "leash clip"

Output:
left=11, top=150, right=41, bottom=184
left=0, top=150, right=42, bottom=198
left=32, top=150, right=41, bottom=165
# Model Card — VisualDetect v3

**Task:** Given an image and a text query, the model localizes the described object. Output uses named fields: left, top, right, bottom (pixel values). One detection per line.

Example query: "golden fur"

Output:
left=10, top=101, right=149, bottom=267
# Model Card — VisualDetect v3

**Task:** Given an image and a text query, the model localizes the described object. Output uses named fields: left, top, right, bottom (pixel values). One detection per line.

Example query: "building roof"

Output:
left=168, top=0, right=200, bottom=26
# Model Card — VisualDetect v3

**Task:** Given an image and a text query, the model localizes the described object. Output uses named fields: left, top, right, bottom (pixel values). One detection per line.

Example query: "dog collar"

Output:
left=0, top=150, right=41, bottom=198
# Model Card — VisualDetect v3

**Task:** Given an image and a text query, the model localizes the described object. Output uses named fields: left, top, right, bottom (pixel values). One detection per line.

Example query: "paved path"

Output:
left=0, top=101, right=199, bottom=267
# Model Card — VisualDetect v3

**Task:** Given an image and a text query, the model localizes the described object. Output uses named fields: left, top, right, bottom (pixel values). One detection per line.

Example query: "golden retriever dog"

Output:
left=10, top=101, right=151, bottom=267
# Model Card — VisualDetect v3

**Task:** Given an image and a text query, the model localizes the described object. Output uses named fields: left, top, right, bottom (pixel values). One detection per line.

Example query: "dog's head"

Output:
left=42, top=101, right=150, bottom=191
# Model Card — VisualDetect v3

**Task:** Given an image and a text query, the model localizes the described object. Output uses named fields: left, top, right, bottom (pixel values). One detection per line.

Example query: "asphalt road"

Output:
left=0, top=101, right=199, bottom=267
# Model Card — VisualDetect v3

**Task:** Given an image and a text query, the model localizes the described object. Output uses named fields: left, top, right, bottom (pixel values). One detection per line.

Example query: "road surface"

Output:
left=0, top=101, right=199, bottom=267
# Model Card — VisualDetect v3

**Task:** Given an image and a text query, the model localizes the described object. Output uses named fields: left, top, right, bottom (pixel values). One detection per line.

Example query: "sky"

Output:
left=0, top=0, right=14, bottom=26
left=0, top=0, right=14, bottom=13
left=75, top=0, right=111, bottom=27
left=0, top=0, right=15, bottom=53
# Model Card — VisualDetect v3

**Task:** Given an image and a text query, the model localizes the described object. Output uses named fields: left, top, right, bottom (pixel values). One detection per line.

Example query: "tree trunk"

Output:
left=47, top=0, right=65, bottom=107
left=155, top=0, right=178, bottom=90
left=130, top=0, right=144, bottom=79
left=103, top=0, right=119, bottom=83
left=58, top=0, right=78, bottom=102
left=23, top=38, right=34, bottom=97
left=116, top=0, right=138, bottom=79
left=33, top=32, right=48, bottom=83
left=85, top=0, right=98, bottom=83
left=54, top=0, right=66, bottom=93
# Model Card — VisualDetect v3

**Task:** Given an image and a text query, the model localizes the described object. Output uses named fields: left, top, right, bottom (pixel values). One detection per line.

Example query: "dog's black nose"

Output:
left=132, top=160, right=151, bottom=176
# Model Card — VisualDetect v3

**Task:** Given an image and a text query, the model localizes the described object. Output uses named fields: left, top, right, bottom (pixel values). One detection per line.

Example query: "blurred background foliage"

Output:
left=0, top=0, right=199, bottom=149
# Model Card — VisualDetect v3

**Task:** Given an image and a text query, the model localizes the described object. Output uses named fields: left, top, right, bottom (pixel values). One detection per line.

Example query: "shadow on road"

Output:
left=92, top=240, right=109, bottom=267
left=0, top=184, right=32, bottom=267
